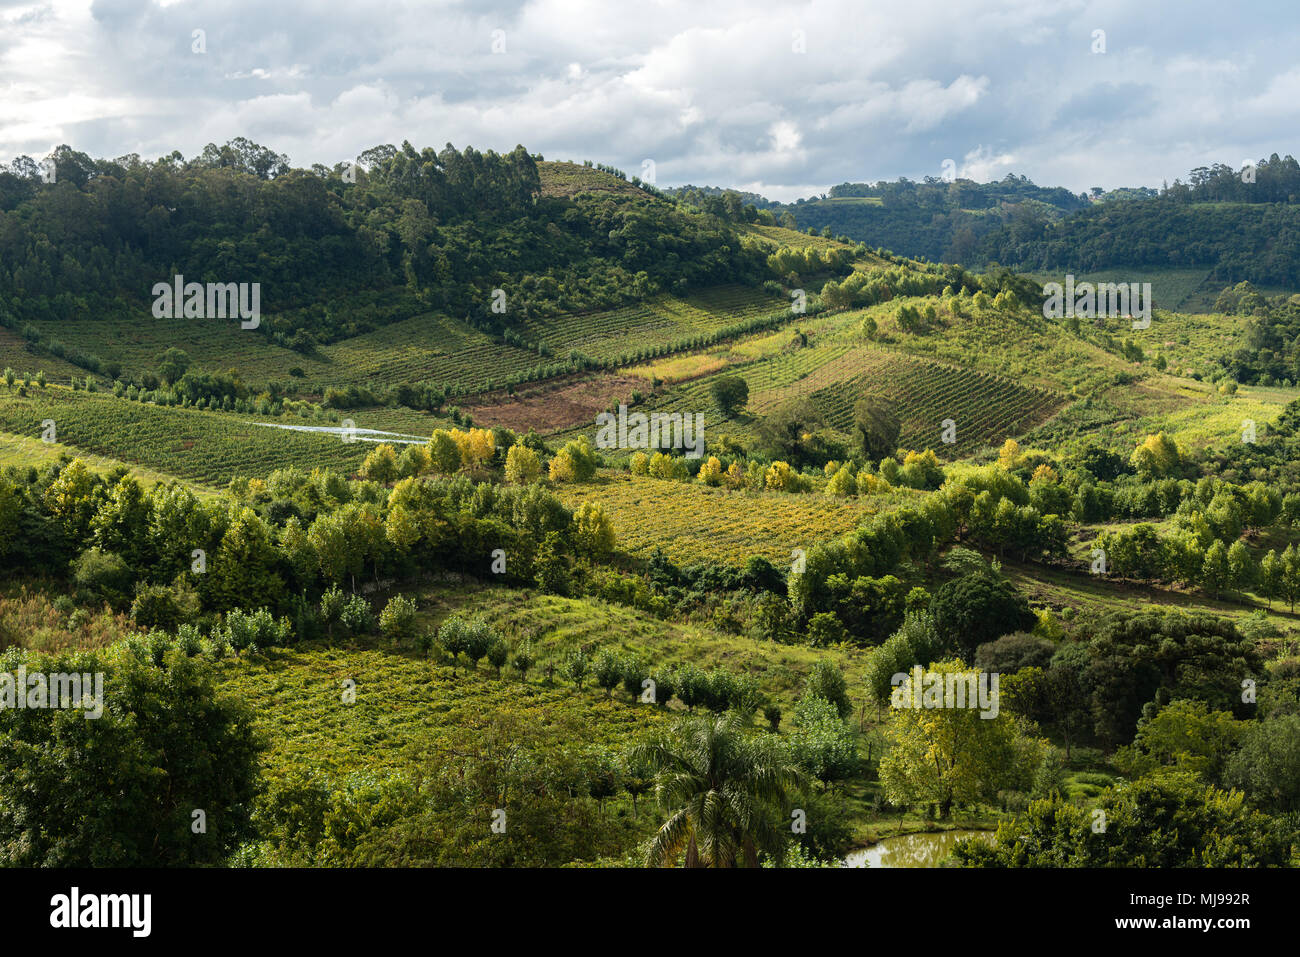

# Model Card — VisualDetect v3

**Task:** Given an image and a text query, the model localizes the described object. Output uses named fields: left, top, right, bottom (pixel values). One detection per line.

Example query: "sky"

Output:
left=1, top=0, right=1297, bottom=202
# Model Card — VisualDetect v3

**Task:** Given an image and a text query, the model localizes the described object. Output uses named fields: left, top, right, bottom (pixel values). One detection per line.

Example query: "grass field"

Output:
left=538, top=161, right=651, bottom=200
left=519, top=284, right=783, bottom=363
left=214, top=581, right=872, bottom=776
left=0, top=386, right=373, bottom=487
left=555, top=471, right=902, bottom=566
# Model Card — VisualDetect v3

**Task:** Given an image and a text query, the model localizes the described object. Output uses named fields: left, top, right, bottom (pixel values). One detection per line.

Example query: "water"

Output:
left=244, top=421, right=428, bottom=444
left=842, top=829, right=993, bottom=868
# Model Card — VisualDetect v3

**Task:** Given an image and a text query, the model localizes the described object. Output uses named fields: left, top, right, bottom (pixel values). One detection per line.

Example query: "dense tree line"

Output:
left=974, top=154, right=1300, bottom=285
left=766, top=174, right=1086, bottom=263
left=0, top=139, right=769, bottom=344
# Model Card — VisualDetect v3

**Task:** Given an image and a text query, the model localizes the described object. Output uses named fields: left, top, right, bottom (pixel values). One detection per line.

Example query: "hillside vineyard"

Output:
left=1, top=6, right=1299, bottom=922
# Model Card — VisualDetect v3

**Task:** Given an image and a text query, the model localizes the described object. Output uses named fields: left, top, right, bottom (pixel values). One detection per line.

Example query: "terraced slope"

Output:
left=0, top=387, right=371, bottom=486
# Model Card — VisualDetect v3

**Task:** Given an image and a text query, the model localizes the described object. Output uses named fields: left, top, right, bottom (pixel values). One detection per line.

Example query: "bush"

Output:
left=339, top=594, right=374, bottom=635
left=378, top=594, right=419, bottom=643
left=71, top=548, right=133, bottom=607
left=218, top=607, right=294, bottom=651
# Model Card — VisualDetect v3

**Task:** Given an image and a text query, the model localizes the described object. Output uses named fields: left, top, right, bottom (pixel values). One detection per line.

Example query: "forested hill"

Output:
left=699, top=174, right=1088, bottom=263
left=973, top=154, right=1300, bottom=286
left=0, top=140, right=767, bottom=348
left=681, top=154, right=1300, bottom=285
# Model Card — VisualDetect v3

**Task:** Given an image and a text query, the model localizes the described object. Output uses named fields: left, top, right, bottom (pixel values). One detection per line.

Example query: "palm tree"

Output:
left=633, top=713, right=802, bottom=868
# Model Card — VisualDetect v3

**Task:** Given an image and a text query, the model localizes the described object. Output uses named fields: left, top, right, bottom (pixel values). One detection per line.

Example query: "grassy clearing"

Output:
left=1024, top=268, right=1213, bottom=313
left=554, top=471, right=893, bottom=566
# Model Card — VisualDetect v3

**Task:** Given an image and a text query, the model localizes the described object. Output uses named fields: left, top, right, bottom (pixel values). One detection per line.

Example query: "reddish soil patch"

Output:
left=461, top=374, right=648, bottom=433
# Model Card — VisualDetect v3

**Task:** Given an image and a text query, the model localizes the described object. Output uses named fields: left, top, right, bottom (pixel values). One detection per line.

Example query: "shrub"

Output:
left=72, top=548, right=133, bottom=608
left=378, top=594, right=419, bottom=643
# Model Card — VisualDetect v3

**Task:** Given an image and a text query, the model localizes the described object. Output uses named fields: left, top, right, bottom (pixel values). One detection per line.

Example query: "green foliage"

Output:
left=0, top=647, right=261, bottom=865
left=954, top=771, right=1290, bottom=867
left=928, top=570, right=1036, bottom=661
left=379, top=594, right=419, bottom=643
left=632, top=713, right=802, bottom=867
left=709, top=375, right=750, bottom=417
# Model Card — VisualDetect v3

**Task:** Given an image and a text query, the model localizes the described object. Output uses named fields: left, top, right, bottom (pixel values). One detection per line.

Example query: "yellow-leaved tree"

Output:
left=572, top=501, right=616, bottom=557
left=878, top=661, right=1048, bottom=817
left=505, top=444, right=541, bottom=484
left=1130, top=431, right=1181, bottom=477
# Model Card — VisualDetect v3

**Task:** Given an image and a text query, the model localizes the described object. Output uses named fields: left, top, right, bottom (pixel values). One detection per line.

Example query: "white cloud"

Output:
left=0, top=0, right=1294, bottom=201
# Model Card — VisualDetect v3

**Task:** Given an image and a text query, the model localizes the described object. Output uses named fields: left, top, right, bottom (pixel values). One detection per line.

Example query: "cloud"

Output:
left=0, top=0, right=1295, bottom=200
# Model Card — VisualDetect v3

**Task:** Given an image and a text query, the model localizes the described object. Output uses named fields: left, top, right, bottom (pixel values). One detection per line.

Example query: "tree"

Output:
left=504, top=444, right=541, bottom=484
left=360, top=444, right=399, bottom=484
left=1259, top=549, right=1282, bottom=608
left=510, top=641, right=535, bottom=682
left=632, top=714, right=802, bottom=867
left=787, top=694, right=857, bottom=785
left=1114, top=698, right=1243, bottom=784
left=851, top=395, right=901, bottom=463
left=207, top=506, right=285, bottom=611
left=462, top=619, right=496, bottom=671
left=378, top=594, right=418, bottom=643
left=1076, top=611, right=1261, bottom=747
left=1283, top=544, right=1300, bottom=612
left=1130, top=431, right=1181, bottom=477
left=803, top=660, right=852, bottom=719
left=438, top=615, right=472, bottom=674
left=572, top=501, right=615, bottom=556
left=756, top=397, right=822, bottom=465
left=1224, top=714, right=1300, bottom=812
left=1200, top=539, right=1230, bottom=598
left=878, top=661, right=1044, bottom=817
left=622, top=753, right=654, bottom=819
left=72, top=547, right=133, bottom=607
left=486, top=637, right=509, bottom=676
left=564, top=649, right=590, bottom=690
left=710, top=375, right=749, bottom=417
left=0, top=649, right=261, bottom=865
left=1226, top=540, right=1254, bottom=600
left=974, top=632, right=1055, bottom=674
left=548, top=437, right=601, bottom=482
left=954, top=771, right=1289, bottom=867
left=156, top=347, right=190, bottom=385
left=428, top=431, right=461, bottom=474
left=928, top=570, right=1036, bottom=661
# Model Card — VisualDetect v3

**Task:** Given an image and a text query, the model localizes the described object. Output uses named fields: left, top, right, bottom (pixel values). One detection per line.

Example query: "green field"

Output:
left=555, top=471, right=903, bottom=566
left=0, top=386, right=372, bottom=486
left=520, top=285, right=782, bottom=363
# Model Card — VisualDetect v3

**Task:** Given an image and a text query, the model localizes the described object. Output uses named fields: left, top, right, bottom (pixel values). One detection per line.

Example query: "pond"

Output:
left=842, top=829, right=993, bottom=868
